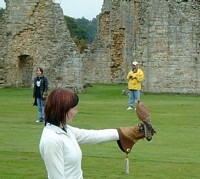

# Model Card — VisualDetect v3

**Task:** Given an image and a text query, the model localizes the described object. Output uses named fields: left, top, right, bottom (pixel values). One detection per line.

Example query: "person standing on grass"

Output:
left=126, top=61, right=144, bottom=110
left=33, top=67, right=48, bottom=123
left=39, top=88, right=154, bottom=179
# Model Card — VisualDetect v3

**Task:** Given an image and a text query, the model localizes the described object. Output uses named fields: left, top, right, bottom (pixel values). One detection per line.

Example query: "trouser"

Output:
left=128, top=90, right=140, bottom=108
left=36, top=98, right=45, bottom=122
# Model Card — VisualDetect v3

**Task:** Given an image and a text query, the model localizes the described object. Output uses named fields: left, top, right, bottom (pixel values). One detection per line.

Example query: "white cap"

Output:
left=132, top=61, right=138, bottom=65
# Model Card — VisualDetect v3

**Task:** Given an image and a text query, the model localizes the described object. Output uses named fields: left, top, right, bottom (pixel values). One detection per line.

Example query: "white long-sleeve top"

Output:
left=39, top=123, right=119, bottom=179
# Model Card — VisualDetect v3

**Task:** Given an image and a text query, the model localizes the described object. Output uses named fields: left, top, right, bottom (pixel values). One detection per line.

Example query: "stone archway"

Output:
left=18, top=55, right=33, bottom=87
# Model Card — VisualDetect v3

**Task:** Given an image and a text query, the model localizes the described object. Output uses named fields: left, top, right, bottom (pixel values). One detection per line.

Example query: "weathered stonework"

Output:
left=84, top=0, right=200, bottom=93
left=0, top=0, right=200, bottom=94
left=0, top=0, right=83, bottom=91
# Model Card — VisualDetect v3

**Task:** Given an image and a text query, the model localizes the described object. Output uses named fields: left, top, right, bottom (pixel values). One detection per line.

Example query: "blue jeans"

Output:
left=36, top=98, right=45, bottom=122
left=128, top=90, right=140, bottom=108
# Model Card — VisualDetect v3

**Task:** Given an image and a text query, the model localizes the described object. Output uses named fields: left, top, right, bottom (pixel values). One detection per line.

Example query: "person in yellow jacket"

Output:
left=126, top=61, right=144, bottom=110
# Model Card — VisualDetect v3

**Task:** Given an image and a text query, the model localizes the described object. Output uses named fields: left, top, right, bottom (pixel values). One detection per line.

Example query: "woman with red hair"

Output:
left=39, top=88, right=153, bottom=179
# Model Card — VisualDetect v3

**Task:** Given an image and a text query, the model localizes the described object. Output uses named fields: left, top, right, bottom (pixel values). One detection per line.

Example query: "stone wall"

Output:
left=0, top=0, right=83, bottom=91
left=84, top=0, right=200, bottom=93
left=0, top=0, right=200, bottom=94
left=138, top=0, right=200, bottom=93
left=83, top=0, right=135, bottom=84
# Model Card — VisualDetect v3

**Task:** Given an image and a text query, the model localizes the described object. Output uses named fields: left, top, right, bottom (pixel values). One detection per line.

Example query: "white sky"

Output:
left=0, top=0, right=104, bottom=20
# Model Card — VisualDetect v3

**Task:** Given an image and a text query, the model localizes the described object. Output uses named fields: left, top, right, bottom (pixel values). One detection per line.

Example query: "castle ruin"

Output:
left=0, top=0, right=200, bottom=93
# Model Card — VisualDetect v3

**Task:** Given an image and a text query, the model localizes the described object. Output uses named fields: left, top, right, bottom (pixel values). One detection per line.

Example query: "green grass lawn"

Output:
left=0, top=84, right=200, bottom=179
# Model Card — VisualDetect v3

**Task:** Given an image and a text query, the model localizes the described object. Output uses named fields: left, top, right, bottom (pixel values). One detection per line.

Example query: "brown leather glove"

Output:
left=117, top=124, right=145, bottom=153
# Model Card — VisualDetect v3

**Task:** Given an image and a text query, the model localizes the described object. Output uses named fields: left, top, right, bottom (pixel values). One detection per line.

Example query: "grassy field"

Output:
left=0, top=84, right=200, bottom=179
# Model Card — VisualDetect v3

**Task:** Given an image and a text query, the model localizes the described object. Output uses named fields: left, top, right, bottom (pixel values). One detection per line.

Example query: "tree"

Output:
left=64, top=16, right=97, bottom=52
left=0, top=8, right=4, bottom=19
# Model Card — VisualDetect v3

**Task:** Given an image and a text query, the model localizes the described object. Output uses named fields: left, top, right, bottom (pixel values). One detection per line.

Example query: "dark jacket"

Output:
left=33, top=76, right=48, bottom=99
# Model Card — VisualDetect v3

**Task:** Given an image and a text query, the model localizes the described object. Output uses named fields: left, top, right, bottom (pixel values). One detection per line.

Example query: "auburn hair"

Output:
left=44, top=88, right=79, bottom=126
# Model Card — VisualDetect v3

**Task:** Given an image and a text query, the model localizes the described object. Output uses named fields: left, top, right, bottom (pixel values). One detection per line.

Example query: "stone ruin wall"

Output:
left=0, top=0, right=83, bottom=91
left=0, top=0, right=200, bottom=94
left=84, top=0, right=200, bottom=93
left=83, top=0, right=134, bottom=84
left=139, top=0, right=200, bottom=93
